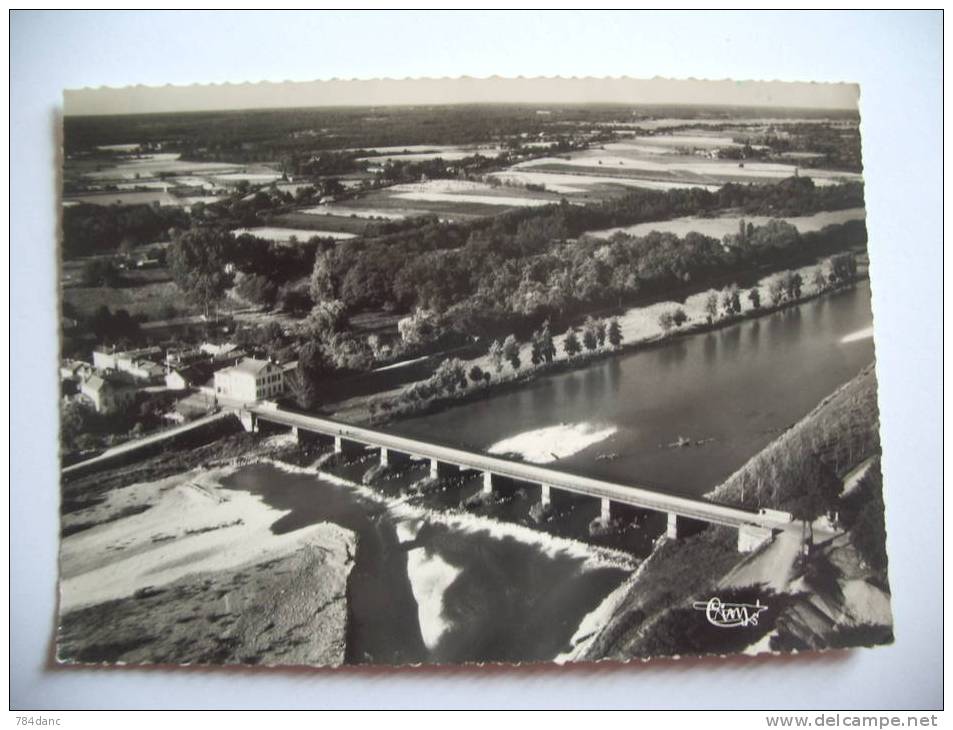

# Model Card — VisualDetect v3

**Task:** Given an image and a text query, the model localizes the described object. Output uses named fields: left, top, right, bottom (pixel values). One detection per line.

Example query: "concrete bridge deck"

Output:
left=245, top=405, right=797, bottom=536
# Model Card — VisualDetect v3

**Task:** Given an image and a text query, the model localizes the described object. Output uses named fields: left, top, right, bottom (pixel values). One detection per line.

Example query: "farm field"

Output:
left=487, top=169, right=721, bottom=195
left=354, top=144, right=505, bottom=162
left=230, top=226, right=358, bottom=243
left=300, top=205, right=408, bottom=221
left=269, top=212, right=373, bottom=235
left=68, top=153, right=240, bottom=181
left=587, top=206, right=867, bottom=239
left=514, top=152, right=861, bottom=186
left=504, top=131, right=862, bottom=189
left=63, top=278, right=199, bottom=320
left=325, top=179, right=565, bottom=220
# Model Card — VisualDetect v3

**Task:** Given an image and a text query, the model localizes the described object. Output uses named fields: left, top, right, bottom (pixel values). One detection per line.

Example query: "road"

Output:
left=249, top=406, right=800, bottom=533
left=62, top=411, right=230, bottom=477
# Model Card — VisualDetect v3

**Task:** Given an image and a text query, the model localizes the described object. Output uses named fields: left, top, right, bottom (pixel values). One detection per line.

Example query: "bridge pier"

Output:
left=238, top=410, right=258, bottom=433
left=666, top=512, right=708, bottom=540
left=429, top=458, right=457, bottom=479
left=380, top=447, right=410, bottom=467
left=292, top=426, right=328, bottom=447
left=601, top=497, right=612, bottom=522
left=482, top=472, right=520, bottom=497
left=537, top=485, right=579, bottom=513
left=334, top=435, right=364, bottom=456
left=737, top=524, right=775, bottom=553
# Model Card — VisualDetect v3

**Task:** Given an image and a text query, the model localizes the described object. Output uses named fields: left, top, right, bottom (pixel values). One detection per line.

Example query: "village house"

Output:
left=92, top=346, right=165, bottom=382
left=79, top=373, right=138, bottom=414
left=212, top=358, right=285, bottom=404
left=166, top=362, right=210, bottom=391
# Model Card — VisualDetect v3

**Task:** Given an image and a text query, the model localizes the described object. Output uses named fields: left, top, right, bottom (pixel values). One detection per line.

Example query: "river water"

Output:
left=221, top=463, right=629, bottom=666
left=392, top=280, right=876, bottom=497
left=220, top=281, right=874, bottom=666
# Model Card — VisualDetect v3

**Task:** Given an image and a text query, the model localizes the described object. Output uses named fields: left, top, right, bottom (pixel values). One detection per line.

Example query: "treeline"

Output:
left=62, top=203, right=189, bottom=258
left=372, top=316, right=624, bottom=418
left=310, top=179, right=866, bottom=336
left=63, top=104, right=598, bottom=157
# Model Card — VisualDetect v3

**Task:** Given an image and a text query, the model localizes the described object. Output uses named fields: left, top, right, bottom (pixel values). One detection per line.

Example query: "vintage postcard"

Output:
left=56, top=76, right=890, bottom=669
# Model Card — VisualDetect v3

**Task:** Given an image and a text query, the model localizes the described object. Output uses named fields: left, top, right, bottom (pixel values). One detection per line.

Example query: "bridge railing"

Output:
left=246, top=405, right=788, bottom=530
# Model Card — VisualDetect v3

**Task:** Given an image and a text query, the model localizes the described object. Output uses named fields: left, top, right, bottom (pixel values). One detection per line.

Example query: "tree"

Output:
left=118, top=236, right=137, bottom=259
left=81, top=258, right=121, bottom=288
left=398, top=308, right=442, bottom=346
left=721, top=284, right=741, bottom=316
left=309, top=251, right=335, bottom=303
left=582, top=317, right=599, bottom=352
left=488, top=339, right=505, bottom=373
left=167, top=227, right=233, bottom=318
left=434, top=358, right=468, bottom=393
left=783, top=270, right=803, bottom=300
left=812, top=265, right=828, bottom=293
left=672, top=307, right=688, bottom=327
left=830, top=252, right=858, bottom=284
left=563, top=328, right=581, bottom=357
left=502, top=334, right=521, bottom=371
left=607, top=318, right=623, bottom=348
left=530, top=334, right=544, bottom=367
left=730, top=286, right=742, bottom=314
left=291, top=340, right=330, bottom=409
left=658, top=310, right=675, bottom=332
left=305, top=299, right=348, bottom=340
left=596, top=319, right=607, bottom=348
left=539, top=320, right=557, bottom=362
left=61, top=400, right=98, bottom=453
left=235, top=273, right=278, bottom=307
left=768, top=276, right=786, bottom=306
left=747, top=287, right=761, bottom=310
left=704, top=291, right=719, bottom=323
left=468, top=364, right=485, bottom=385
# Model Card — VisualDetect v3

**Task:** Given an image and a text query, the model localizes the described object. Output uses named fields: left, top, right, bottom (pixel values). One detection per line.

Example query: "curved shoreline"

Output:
left=364, top=272, right=870, bottom=427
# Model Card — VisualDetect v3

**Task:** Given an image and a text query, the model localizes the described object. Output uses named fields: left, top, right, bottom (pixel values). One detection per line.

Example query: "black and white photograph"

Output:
left=10, top=9, right=943, bottom=714
left=54, top=75, right=891, bottom=669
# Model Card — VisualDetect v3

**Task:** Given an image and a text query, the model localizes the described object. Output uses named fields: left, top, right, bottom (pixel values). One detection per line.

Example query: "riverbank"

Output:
left=58, top=433, right=638, bottom=667
left=57, top=437, right=357, bottom=667
left=330, top=255, right=869, bottom=426
left=573, top=366, right=891, bottom=662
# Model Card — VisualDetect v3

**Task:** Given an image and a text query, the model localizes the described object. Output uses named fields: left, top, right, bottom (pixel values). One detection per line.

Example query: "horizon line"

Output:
left=63, top=76, right=860, bottom=117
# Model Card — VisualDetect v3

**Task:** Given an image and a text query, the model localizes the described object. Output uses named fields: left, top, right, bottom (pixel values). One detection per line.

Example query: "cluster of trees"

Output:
left=65, top=104, right=600, bottom=159
left=62, top=203, right=188, bottom=258
left=658, top=308, right=688, bottom=332
left=307, top=181, right=866, bottom=335
left=385, top=316, right=623, bottom=414
left=60, top=390, right=177, bottom=455
left=79, top=258, right=124, bottom=288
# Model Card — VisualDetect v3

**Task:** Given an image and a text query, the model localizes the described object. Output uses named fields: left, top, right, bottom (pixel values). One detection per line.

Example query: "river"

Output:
left=221, top=463, right=630, bottom=666
left=219, top=280, right=874, bottom=666
left=391, top=280, right=876, bottom=498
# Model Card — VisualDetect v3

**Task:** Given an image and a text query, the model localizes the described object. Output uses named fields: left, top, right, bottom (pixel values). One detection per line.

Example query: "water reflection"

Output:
left=720, top=325, right=742, bottom=359
left=394, top=281, right=875, bottom=497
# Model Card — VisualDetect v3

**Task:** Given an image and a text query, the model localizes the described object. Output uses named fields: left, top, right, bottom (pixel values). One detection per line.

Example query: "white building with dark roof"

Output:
left=79, top=373, right=137, bottom=414
left=213, top=358, right=285, bottom=404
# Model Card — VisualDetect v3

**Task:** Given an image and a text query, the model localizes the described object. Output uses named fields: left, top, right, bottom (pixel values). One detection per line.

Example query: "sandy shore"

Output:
left=57, top=447, right=356, bottom=667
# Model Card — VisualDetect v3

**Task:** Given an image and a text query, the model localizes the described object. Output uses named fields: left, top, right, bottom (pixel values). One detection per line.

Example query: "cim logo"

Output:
left=692, top=597, right=768, bottom=628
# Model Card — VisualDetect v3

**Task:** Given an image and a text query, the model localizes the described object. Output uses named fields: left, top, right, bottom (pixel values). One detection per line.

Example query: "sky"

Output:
left=63, top=76, right=860, bottom=117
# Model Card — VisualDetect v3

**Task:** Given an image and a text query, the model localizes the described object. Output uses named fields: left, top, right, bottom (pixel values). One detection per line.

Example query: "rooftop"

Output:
left=222, top=357, right=273, bottom=377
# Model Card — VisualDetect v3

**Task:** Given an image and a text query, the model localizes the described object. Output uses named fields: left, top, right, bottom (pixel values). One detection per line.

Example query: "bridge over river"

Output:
left=243, top=405, right=802, bottom=552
